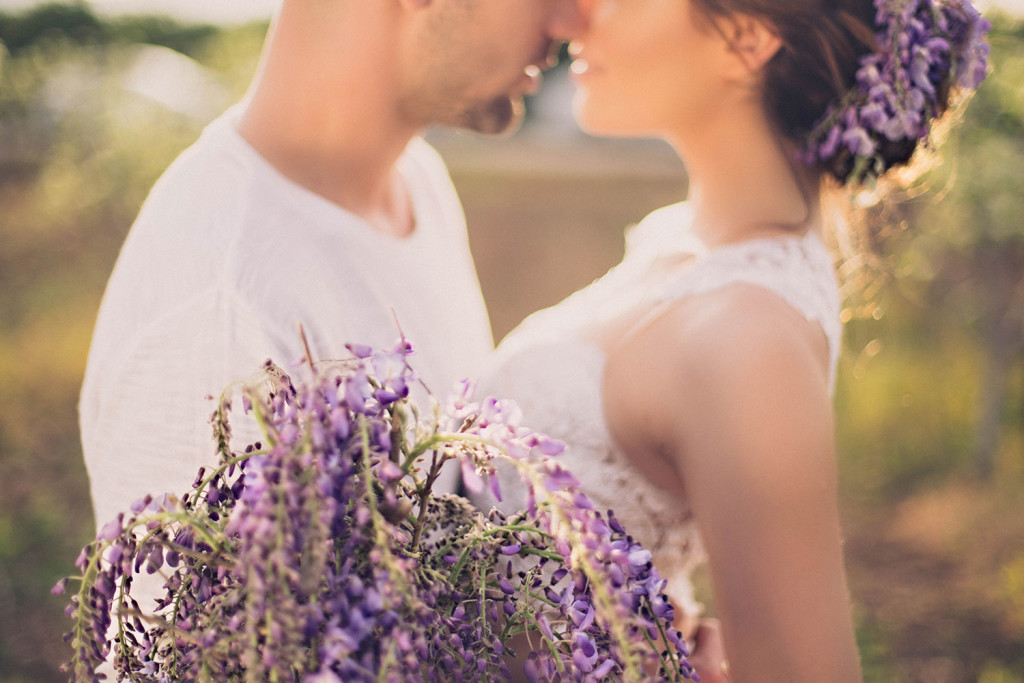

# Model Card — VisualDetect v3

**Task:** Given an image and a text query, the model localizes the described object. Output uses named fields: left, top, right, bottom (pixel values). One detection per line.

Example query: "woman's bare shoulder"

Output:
left=604, top=281, right=833, bottom=462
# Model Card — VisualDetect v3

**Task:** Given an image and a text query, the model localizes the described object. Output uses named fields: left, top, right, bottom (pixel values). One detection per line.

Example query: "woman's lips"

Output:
left=569, top=59, right=596, bottom=82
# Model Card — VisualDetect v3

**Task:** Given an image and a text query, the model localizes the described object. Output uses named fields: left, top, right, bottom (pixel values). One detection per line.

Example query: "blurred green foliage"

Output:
left=0, top=7, right=262, bottom=679
left=0, top=2, right=218, bottom=57
left=834, top=16, right=1024, bottom=678
left=838, top=12, right=1024, bottom=493
left=0, top=4, right=1020, bottom=681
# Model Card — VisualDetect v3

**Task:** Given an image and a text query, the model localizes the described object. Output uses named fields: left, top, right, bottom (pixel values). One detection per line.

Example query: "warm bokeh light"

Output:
left=0, top=0, right=280, bottom=24
left=0, top=3, right=1022, bottom=681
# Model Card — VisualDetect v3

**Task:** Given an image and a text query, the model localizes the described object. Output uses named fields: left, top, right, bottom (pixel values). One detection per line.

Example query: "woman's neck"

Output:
left=668, top=101, right=821, bottom=247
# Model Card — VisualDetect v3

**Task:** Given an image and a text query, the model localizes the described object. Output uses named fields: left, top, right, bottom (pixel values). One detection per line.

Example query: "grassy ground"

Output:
left=844, top=482, right=1024, bottom=682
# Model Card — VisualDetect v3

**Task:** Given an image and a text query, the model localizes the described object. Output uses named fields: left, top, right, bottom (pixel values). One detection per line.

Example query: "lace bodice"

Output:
left=479, top=202, right=842, bottom=618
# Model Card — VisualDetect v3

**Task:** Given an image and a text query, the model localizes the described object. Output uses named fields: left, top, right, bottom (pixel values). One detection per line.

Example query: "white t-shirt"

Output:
left=80, top=109, right=493, bottom=531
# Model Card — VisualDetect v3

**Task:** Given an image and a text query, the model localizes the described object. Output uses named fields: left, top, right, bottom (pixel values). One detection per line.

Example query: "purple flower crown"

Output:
left=803, top=0, right=991, bottom=185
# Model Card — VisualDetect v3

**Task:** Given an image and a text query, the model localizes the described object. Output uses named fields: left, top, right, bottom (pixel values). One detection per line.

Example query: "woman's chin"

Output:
left=572, top=97, right=618, bottom=136
left=570, top=91, right=660, bottom=140
left=573, top=111, right=653, bottom=140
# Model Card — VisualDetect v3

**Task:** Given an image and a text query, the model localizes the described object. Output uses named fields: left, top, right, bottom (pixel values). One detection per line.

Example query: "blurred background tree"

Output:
left=0, top=3, right=1020, bottom=681
left=832, top=17, right=1024, bottom=680
left=915, top=21, right=1024, bottom=480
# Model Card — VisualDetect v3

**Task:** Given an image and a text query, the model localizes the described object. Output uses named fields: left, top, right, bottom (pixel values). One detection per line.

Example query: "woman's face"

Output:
left=569, top=0, right=744, bottom=139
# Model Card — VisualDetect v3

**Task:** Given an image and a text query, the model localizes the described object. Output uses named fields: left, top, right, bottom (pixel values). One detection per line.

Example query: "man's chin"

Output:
left=456, top=97, right=525, bottom=138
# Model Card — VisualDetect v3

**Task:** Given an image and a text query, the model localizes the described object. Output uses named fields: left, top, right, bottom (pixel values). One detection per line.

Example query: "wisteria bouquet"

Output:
left=56, top=340, right=695, bottom=682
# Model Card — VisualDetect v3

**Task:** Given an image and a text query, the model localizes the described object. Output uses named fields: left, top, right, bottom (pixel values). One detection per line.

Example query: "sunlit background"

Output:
left=0, top=0, right=279, bottom=24
left=0, top=2, right=1022, bottom=681
left=3, top=0, right=1024, bottom=24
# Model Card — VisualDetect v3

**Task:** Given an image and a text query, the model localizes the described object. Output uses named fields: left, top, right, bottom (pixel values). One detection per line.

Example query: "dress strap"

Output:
left=656, top=231, right=843, bottom=392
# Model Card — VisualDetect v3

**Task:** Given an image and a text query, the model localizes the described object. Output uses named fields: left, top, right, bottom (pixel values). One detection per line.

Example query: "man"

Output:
left=80, top=0, right=583, bottom=532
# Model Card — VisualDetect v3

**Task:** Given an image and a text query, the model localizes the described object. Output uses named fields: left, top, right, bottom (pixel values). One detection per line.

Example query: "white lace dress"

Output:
left=480, top=201, right=842, bottom=620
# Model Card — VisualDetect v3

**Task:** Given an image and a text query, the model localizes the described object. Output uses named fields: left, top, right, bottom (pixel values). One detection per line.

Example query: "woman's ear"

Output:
left=723, top=14, right=783, bottom=72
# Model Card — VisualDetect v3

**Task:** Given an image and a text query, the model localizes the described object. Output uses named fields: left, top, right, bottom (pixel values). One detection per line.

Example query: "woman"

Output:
left=480, top=0, right=989, bottom=679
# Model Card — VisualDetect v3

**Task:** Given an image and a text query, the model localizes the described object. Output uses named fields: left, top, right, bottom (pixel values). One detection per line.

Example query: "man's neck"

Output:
left=237, top=102, right=417, bottom=237
left=235, top=1, right=420, bottom=237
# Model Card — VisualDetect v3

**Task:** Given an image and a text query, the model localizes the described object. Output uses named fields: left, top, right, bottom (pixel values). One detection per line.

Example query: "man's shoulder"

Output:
left=400, top=137, right=458, bottom=198
left=399, top=136, right=469, bottom=243
left=402, top=136, right=449, bottom=175
left=143, top=116, right=252, bottom=212
left=127, top=113, right=287, bottom=257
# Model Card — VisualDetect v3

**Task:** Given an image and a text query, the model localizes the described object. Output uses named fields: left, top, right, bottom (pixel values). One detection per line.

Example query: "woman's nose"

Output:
left=549, top=0, right=590, bottom=42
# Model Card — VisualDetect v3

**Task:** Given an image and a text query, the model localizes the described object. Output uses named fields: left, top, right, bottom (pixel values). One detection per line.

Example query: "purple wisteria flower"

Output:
left=803, top=0, right=991, bottom=185
left=56, top=341, right=694, bottom=681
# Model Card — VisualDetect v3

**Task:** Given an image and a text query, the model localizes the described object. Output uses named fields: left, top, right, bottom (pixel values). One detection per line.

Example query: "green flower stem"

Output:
left=448, top=524, right=555, bottom=586
left=402, top=432, right=498, bottom=471
left=408, top=450, right=441, bottom=553
left=652, top=613, right=685, bottom=681
left=388, top=405, right=404, bottom=464
left=193, top=448, right=268, bottom=502
left=71, top=543, right=101, bottom=681
left=356, top=416, right=410, bottom=598
left=519, top=612, right=568, bottom=676
left=477, top=553, right=491, bottom=681
left=503, top=456, right=649, bottom=678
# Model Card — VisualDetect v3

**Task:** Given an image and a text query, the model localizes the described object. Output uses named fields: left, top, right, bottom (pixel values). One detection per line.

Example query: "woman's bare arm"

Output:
left=605, top=284, right=863, bottom=682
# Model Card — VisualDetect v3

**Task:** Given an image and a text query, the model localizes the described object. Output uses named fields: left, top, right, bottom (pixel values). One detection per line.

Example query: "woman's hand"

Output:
left=687, top=619, right=731, bottom=683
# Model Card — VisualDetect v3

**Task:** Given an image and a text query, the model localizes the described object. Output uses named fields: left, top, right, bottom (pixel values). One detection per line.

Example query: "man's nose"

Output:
left=548, top=0, right=588, bottom=42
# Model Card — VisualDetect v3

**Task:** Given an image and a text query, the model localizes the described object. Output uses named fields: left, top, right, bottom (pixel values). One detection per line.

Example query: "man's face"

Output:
left=400, top=0, right=578, bottom=135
